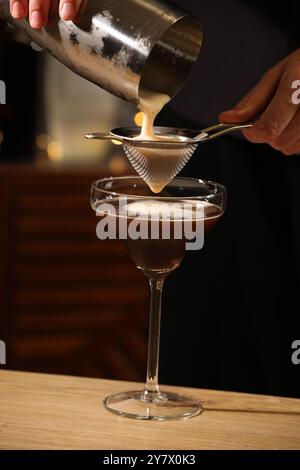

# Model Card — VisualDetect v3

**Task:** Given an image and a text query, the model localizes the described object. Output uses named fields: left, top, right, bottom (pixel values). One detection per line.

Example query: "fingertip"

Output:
left=219, top=110, right=241, bottom=124
left=30, top=10, right=45, bottom=29
left=242, top=128, right=258, bottom=143
left=242, top=128, right=251, bottom=139
left=11, top=1, right=26, bottom=19
left=242, top=127, right=266, bottom=144
left=60, top=2, right=76, bottom=20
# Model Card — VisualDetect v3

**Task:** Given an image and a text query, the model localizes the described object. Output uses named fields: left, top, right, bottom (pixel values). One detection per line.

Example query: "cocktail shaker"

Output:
left=0, top=0, right=202, bottom=107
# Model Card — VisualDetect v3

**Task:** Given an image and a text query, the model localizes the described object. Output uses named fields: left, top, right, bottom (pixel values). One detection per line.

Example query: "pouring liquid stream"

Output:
left=137, top=92, right=171, bottom=141
left=134, top=92, right=188, bottom=194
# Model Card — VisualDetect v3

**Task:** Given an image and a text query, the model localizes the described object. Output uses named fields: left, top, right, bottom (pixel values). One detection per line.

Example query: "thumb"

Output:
left=219, top=59, right=286, bottom=124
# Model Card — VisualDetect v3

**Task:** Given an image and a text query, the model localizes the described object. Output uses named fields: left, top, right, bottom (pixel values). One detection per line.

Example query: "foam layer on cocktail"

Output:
left=123, top=200, right=219, bottom=221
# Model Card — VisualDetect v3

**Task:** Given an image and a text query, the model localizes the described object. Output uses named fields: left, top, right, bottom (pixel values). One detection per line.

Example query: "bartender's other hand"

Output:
left=219, top=49, right=300, bottom=155
left=9, top=0, right=81, bottom=29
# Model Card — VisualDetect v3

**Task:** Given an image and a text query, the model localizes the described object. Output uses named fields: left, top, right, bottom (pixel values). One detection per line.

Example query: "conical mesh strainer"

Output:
left=86, top=123, right=252, bottom=193
left=122, top=140, right=198, bottom=193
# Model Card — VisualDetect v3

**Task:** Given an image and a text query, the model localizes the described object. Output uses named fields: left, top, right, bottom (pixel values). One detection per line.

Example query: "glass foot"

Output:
left=103, top=390, right=203, bottom=421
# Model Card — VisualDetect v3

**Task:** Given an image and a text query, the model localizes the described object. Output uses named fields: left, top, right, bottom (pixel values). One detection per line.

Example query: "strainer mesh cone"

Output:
left=123, top=141, right=198, bottom=193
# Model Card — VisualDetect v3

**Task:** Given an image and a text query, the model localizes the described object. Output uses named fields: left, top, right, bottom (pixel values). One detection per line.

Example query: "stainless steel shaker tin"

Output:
left=0, top=0, right=202, bottom=107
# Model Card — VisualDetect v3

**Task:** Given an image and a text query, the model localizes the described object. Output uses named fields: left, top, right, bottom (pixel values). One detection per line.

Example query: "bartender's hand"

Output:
left=220, top=49, right=300, bottom=155
left=10, top=0, right=81, bottom=29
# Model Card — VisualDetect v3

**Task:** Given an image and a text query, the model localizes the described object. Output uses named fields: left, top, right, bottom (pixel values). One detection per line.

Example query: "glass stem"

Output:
left=144, top=278, right=165, bottom=396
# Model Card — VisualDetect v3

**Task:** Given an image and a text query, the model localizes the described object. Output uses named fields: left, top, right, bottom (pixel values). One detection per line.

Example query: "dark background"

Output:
left=159, top=0, right=300, bottom=398
left=0, top=0, right=300, bottom=398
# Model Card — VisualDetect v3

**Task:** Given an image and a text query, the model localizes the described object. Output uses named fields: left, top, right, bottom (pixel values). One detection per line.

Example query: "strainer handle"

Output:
left=200, top=123, right=253, bottom=141
left=85, top=133, right=123, bottom=143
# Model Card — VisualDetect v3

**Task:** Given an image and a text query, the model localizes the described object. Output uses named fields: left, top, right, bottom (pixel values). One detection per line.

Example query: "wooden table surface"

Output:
left=0, top=370, right=300, bottom=450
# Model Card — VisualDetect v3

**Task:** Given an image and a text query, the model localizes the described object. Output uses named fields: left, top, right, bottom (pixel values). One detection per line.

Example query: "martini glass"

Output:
left=91, top=176, right=226, bottom=420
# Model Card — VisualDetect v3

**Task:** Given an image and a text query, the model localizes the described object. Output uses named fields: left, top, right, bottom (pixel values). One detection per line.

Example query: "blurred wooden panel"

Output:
left=15, top=262, right=141, bottom=282
left=16, top=241, right=126, bottom=256
left=0, top=165, right=148, bottom=381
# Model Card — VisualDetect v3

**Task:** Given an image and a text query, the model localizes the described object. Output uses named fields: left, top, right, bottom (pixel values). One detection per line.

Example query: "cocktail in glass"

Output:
left=91, top=176, right=226, bottom=420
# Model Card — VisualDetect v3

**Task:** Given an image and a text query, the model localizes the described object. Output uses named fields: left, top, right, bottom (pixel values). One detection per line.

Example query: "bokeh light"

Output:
left=36, top=134, right=50, bottom=151
left=47, top=141, right=63, bottom=162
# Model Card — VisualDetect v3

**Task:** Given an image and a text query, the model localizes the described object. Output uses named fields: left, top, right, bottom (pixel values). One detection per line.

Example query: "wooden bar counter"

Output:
left=0, top=370, right=299, bottom=450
